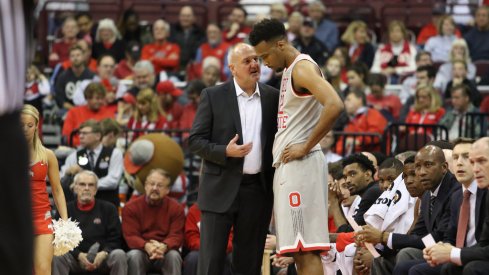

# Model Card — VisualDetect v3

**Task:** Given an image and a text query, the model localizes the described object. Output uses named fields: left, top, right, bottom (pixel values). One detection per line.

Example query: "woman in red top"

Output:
left=127, top=88, right=168, bottom=141
left=404, top=85, right=445, bottom=135
left=21, top=105, right=68, bottom=275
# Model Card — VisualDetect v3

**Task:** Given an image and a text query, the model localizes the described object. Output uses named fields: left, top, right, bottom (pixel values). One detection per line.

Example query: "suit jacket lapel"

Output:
left=430, top=174, right=450, bottom=229
left=226, top=79, right=243, bottom=143
left=259, top=83, right=269, bottom=151
left=476, top=188, right=486, bottom=235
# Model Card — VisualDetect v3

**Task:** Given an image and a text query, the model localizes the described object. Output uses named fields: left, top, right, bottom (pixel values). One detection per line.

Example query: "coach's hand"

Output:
left=281, top=143, right=307, bottom=163
left=226, top=134, right=252, bottom=157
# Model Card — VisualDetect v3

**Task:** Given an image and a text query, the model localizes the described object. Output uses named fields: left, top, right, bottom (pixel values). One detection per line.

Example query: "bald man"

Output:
left=423, top=137, right=489, bottom=275
left=189, top=43, right=279, bottom=275
left=371, top=145, right=460, bottom=275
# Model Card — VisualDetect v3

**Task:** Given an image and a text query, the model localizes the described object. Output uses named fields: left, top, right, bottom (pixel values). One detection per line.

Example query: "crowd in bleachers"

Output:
left=25, top=0, right=489, bottom=274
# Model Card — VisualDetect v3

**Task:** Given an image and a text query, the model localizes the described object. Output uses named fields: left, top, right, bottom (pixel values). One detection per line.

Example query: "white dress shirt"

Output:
left=450, top=180, right=479, bottom=265
left=61, top=143, right=124, bottom=190
left=234, top=79, right=262, bottom=174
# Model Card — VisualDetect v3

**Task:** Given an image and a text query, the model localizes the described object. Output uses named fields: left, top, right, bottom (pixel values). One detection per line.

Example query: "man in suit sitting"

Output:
left=423, top=137, right=489, bottom=274
left=189, top=43, right=279, bottom=275
left=395, top=138, right=487, bottom=274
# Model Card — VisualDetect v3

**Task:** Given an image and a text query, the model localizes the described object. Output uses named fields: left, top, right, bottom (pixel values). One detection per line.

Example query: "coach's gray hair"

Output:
left=134, top=60, right=155, bottom=75
left=154, top=19, right=170, bottom=33
left=74, top=170, right=99, bottom=187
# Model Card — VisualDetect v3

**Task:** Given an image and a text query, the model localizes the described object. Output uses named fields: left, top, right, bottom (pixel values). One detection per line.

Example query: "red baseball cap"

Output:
left=156, top=80, right=183, bottom=97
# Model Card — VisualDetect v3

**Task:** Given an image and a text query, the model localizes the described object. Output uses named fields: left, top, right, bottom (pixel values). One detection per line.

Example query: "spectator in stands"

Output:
left=371, top=20, right=417, bottom=83
left=444, top=60, right=481, bottom=107
left=61, top=83, right=114, bottom=146
left=399, top=65, right=437, bottom=121
left=52, top=170, right=127, bottom=275
left=49, top=17, right=79, bottom=68
left=417, top=4, right=461, bottom=46
left=116, top=93, right=136, bottom=126
left=424, top=15, right=458, bottom=63
left=170, top=6, right=206, bottom=72
left=434, top=39, right=476, bottom=93
left=286, top=11, right=303, bottom=42
left=123, top=168, right=185, bottom=275
left=55, top=45, right=95, bottom=112
left=193, top=23, right=230, bottom=80
left=335, top=89, right=387, bottom=154
left=60, top=39, right=97, bottom=73
left=319, top=130, right=342, bottom=164
left=201, top=57, right=221, bottom=87
left=156, top=81, right=183, bottom=129
left=322, top=56, right=347, bottom=93
left=179, top=80, right=206, bottom=134
left=100, top=118, right=123, bottom=148
left=92, top=19, right=125, bottom=63
left=222, top=5, right=251, bottom=45
left=184, top=203, right=233, bottom=275
left=368, top=145, right=459, bottom=275
left=341, top=20, right=375, bottom=68
left=117, top=9, right=152, bottom=46
left=464, top=6, right=489, bottom=62
left=367, top=73, right=402, bottom=121
left=270, top=3, right=288, bottom=22
left=333, top=46, right=351, bottom=84
left=142, top=19, right=180, bottom=74
left=422, top=137, right=489, bottom=274
left=25, top=65, right=50, bottom=124
left=343, top=62, right=370, bottom=96
left=75, top=12, right=96, bottom=44
left=440, top=84, right=481, bottom=141
left=127, top=88, right=167, bottom=141
left=114, top=41, right=141, bottom=80
left=127, top=60, right=157, bottom=97
left=400, top=52, right=433, bottom=105
left=60, top=119, right=123, bottom=207
left=308, top=1, right=338, bottom=53
left=292, top=18, right=329, bottom=65
left=73, top=55, right=127, bottom=111
left=404, top=84, right=445, bottom=135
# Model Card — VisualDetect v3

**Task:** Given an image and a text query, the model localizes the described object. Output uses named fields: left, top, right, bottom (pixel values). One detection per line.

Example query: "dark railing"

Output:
left=460, top=112, right=489, bottom=139
left=333, top=131, right=383, bottom=157
left=383, top=123, right=449, bottom=156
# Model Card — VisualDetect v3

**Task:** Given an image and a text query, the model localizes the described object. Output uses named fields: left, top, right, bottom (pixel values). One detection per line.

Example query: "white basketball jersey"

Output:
left=272, top=54, right=323, bottom=166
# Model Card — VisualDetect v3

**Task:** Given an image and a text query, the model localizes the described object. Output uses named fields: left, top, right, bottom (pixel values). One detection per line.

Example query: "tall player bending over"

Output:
left=250, top=19, right=344, bottom=275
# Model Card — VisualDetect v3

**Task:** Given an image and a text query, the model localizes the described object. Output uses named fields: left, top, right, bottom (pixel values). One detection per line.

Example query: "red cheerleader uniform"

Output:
left=30, top=161, right=53, bottom=235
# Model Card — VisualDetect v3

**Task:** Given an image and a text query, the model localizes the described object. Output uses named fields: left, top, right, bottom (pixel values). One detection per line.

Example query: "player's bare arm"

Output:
left=281, top=60, right=344, bottom=163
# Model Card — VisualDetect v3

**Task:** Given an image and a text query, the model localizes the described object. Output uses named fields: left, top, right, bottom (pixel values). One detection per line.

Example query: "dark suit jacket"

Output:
left=460, top=192, right=489, bottom=263
left=391, top=172, right=460, bottom=249
left=445, top=187, right=487, bottom=245
left=189, top=80, right=279, bottom=213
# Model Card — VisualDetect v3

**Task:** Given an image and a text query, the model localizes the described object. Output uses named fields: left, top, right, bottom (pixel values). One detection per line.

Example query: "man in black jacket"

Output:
left=52, top=170, right=126, bottom=275
left=189, top=43, right=279, bottom=275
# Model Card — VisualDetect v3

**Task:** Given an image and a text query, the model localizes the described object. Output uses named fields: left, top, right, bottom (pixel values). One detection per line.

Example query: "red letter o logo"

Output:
left=289, top=192, right=301, bottom=207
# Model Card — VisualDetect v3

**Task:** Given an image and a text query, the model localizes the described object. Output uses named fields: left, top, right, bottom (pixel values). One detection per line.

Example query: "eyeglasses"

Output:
left=146, top=181, right=169, bottom=189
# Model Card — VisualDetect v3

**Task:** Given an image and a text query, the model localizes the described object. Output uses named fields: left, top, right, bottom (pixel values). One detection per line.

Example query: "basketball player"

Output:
left=0, top=0, right=35, bottom=274
left=250, top=19, right=344, bottom=275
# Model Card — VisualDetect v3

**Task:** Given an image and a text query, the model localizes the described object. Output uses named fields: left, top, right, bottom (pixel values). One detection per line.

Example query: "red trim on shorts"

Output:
left=277, top=240, right=331, bottom=256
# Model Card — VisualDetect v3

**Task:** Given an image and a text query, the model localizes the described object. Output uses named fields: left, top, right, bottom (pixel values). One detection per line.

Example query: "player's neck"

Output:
left=284, top=47, right=301, bottom=68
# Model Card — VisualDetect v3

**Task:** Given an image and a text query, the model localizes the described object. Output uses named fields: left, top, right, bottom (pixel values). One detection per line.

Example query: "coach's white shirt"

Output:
left=234, top=79, right=262, bottom=174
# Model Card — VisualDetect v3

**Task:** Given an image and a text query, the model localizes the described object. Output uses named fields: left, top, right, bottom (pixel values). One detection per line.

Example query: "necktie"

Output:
left=429, top=195, right=436, bottom=218
left=456, top=190, right=471, bottom=248
left=88, top=151, right=95, bottom=169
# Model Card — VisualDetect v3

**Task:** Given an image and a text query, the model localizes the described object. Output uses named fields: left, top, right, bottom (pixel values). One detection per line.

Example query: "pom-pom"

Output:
left=51, top=218, right=83, bottom=256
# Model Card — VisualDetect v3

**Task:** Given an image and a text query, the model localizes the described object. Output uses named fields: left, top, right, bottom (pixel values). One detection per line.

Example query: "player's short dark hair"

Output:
left=372, top=152, right=387, bottom=167
left=426, top=140, right=454, bottom=150
left=342, top=153, right=376, bottom=176
left=328, top=160, right=344, bottom=180
left=75, top=11, right=92, bottom=20
left=379, top=157, right=404, bottom=173
left=249, top=18, right=286, bottom=46
left=453, top=137, right=475, bottom=147
left=404, top=155, right=416, bottom=165
left=450, top=84, right=471, bottom=98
